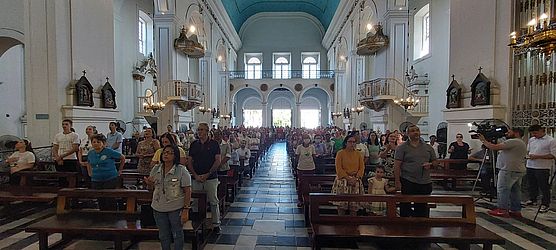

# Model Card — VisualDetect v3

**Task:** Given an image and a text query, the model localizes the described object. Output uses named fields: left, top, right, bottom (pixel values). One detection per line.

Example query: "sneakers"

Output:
left=524, top=200, right=537, bottom=206
left=488, top=208, right=510, bottom=218
left=509, top=211, right=523, bottom=218
left=539, top=205, right=550, bottom=213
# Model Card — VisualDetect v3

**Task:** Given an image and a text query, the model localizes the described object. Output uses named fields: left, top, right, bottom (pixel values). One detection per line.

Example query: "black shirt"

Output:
left=189, top=139, right=221, bottom=180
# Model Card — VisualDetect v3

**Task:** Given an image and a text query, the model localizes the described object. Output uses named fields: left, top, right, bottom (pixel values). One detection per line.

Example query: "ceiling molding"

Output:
left=239, top=12, right=325, bottom=39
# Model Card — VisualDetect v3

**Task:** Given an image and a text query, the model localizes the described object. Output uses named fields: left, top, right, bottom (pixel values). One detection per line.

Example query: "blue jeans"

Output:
left=192, top=178, right=220, bottom=226
left=497, top=170, right=525, bottom=211
left=153, top=209, right=184, bottom=250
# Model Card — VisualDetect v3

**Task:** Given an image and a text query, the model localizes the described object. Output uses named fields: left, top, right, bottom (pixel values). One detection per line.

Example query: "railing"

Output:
left=160, top=80, right=202, bottom=102
left=228, top=70, right=335, bottom=79
left=359, top=78, right=429, bottom=114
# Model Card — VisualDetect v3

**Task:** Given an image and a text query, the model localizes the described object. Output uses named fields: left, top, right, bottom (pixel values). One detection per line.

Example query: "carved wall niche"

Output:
left=101, top=78, right=117, bottom=109
left=470, top=70, right=491, bottom=106
left=446, top=75, right=462, bottom=109
left=75, top=72, right=94, bottom=107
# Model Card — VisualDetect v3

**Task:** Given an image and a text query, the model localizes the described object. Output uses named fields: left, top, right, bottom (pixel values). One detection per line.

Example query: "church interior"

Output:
left=1, top=0, right=556, bottom=249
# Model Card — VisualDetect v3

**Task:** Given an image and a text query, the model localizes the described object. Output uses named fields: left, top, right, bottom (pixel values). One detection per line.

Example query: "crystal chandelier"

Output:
left=394, top=96, right=419, bottom=111
left=143, top=101, right=165, bottom=114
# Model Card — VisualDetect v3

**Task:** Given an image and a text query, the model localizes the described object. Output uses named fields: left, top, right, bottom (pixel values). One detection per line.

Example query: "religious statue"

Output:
left=446, top=75, right=462, bottom=109
left=75, top=71, right=94, bottom=107
left=471, top=67, right=491, bottom=106
left=101, top=78, right=117, bottom=109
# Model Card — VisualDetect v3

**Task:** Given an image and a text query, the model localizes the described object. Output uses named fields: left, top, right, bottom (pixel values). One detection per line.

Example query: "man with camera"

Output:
left=524, top=125, right=556, bottom=213
left=479, top=127, right=527, bottom=218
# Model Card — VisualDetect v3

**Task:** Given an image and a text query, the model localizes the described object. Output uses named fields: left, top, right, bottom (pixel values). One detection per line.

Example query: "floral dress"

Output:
left=136, top=139, right=158, bottom=174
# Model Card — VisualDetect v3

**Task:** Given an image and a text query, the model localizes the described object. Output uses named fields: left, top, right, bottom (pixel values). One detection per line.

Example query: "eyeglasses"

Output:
left=162, top=151, right=174, bottom=155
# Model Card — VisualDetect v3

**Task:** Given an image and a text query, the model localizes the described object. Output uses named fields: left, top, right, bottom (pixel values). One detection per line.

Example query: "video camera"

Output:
left=469, top=121, right=508, bottom=141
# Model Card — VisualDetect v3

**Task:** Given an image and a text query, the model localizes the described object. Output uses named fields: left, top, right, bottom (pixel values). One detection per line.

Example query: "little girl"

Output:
left=367, top=166, right=395, bottom=215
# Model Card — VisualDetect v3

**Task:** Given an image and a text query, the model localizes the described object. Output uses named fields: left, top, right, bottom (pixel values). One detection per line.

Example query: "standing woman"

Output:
left=367, top=132, right=381, bottom=173
left=87, top=134, right=125, bottom=210
left=332, top=134, right=365, bottom=215
left=295, top=134, right=316, bottom=207
left=448, top=133, right=471, bottom=170
left=151, top=133, right=187, bottom=167
left=136, top=128, right=161, bottom=174
left=78, top=125, right=97, bottom=176
left=378, top=131, right=399, bottom=179
left=6, top=139, right=35, bottom=185
left=144, top=145, right=192, bottom=250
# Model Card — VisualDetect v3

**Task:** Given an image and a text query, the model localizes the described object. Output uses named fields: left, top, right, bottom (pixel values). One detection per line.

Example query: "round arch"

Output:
left=0, top=35, right=23, bottom=57
left=266, top=85, right=296, bottom=103
left=231, top=85, right=263, bottom=102
left=300, top=87, right=332, bottom=105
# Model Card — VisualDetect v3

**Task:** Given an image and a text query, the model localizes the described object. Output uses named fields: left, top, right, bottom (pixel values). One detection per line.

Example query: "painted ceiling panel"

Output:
left=221, top=0, right=340, bottom=32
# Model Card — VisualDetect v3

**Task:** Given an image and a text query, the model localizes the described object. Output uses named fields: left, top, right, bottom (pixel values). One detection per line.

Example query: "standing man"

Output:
left=106, top=122, right=123, bottom=153
left=479, top=127, right=527, bottom=218
left=524, top=125, right=556, bottom=213
left=428, top=135, right=440, bottom=158
left=214, top=131, right=232, bottom=176
left=394, top=125, right=437, bottom=217
left=52, top=119, right=80, bottom=172
left=187, top=123, right=222, bottom=233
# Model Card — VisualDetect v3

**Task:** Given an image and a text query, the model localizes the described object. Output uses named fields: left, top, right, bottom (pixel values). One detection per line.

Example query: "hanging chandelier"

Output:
left=143, top=101, right=166, bottom=114
left=394, top=96, right=419, bottom=111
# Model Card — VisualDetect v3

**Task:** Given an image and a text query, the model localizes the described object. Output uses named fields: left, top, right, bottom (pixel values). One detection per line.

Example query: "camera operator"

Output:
left=479, top=127, right=527, bottom=218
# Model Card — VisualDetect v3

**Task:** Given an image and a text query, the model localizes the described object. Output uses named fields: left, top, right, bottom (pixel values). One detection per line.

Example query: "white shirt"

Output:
left=80, top=137, right=92, bottom=156
left=296, top=144, right=316, bottom=170
left=9, top=151, right=35, bottom=172
left=54, top=132, right=80, bottom=160
left=355, top=143, right=370, bottom=158
left=429, top=142, right=439, bottom=158
left=527, top=135, right=556, bottom=170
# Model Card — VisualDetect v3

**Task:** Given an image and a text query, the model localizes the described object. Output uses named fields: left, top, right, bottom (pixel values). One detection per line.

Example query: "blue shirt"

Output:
left=88, top=148, right=122, bottom=182
left=106, top=132, right=123, bottom=153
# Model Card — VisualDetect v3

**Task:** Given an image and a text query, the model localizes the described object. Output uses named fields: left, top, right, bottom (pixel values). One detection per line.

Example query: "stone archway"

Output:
left=0, top=40, right=25, bottom=136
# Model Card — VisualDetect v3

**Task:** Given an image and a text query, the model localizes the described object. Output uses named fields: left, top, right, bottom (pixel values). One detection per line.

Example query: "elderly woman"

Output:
left=6, top=139, right=35, bottom=185
left=136, top=127, right=160, bottom=174
left=78, top=125, right=97, bottom=176
left=144, top=145, right=192, bottom=250
left=332, top=134, right=365, bottom=215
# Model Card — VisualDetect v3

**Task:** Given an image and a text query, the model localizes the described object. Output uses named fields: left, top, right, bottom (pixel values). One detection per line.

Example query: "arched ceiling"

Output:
left=221, top=0, right=340, bottom=32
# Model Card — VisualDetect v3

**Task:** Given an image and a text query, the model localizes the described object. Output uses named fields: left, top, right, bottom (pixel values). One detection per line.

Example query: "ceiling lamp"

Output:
left=356, top=0, right=388, bottom=56
left=174, top=3, right=205, bottom=58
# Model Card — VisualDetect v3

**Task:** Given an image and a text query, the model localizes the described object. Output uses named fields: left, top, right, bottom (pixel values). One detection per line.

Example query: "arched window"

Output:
left=245, top=54, right=262, bottom=79
left=302, top=55, right=319, bottom=79
left=273, top=53, right=290, bottom=79
left=138, top=11, right=154, bottom=56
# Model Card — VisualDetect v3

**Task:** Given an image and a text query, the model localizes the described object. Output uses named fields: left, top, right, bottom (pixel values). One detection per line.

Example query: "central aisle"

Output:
left=204, top=142, right=312, bottom=249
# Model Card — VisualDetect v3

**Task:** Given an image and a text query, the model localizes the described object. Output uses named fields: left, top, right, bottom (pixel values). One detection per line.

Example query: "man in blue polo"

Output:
left=187, top=122, right=222, bottom=233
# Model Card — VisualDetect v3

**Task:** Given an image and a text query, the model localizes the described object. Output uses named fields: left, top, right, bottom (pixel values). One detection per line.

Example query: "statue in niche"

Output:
left=446, top=75, right=462, bottom=109
left=101, top=78, right=117, bottom=109
left=75, top=71, right=94, bottom=107
left=471, top=67, right=491, bottom=106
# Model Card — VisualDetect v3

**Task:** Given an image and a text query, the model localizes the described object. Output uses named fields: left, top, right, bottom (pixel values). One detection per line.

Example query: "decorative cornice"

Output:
left=202, top=0, right=242, bottom=52
left=322, top=0, right=359, bottom=50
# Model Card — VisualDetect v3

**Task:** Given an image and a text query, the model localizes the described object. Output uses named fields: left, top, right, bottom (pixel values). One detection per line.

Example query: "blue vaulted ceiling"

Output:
left=221, top=0, right=340, bottom=32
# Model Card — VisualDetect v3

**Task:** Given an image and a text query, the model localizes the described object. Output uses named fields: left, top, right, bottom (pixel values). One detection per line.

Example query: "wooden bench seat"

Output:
left=27, top=188, right=209, bottom=250
left=309, top=193, right=504, bottom=250
left=0, top=186, right=58, bottom=203
left=431, top=169, right=478, bottom=190
left=17, top=171, right=79, bottom=188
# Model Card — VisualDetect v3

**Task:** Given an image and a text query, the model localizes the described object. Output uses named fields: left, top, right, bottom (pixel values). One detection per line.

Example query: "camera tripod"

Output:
left=471, top=147, right=497, bottom=202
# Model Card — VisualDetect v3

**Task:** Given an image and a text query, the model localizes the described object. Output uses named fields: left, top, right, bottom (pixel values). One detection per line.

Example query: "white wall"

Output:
left=410, top=0, right=450, bottom=136
left=237, top=12, right=328, bottom=71
left=0, top=45, right=25, bottom=136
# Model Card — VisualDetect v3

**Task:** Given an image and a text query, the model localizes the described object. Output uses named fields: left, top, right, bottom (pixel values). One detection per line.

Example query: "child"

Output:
left=367, top=166, right=395, bottom=215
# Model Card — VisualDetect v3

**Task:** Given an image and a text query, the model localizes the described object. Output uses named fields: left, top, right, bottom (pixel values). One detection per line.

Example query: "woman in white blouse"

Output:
left=6, top=139, right=35, bottom=184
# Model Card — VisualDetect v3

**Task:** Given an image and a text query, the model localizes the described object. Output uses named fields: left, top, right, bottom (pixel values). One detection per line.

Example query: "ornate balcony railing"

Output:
left=358, top=78, right=429, bottom=114
left=228, top=70, right=335, bottom=79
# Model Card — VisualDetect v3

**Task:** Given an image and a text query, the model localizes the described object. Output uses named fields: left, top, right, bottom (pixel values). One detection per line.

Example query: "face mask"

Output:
left=315, top=139, right=322, bottom=143
left=303, top=139, right=311, bottom=144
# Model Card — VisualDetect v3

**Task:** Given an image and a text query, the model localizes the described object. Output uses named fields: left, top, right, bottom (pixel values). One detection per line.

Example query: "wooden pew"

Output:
left=298, top=174, right=336, bottom=226
left=26, top=188, right=209, bottom=250
left=309, top=193, right=505, bottom=250
left=432, top=159, right=480, bottom=190
left=0, top=171, right=79, bottom=203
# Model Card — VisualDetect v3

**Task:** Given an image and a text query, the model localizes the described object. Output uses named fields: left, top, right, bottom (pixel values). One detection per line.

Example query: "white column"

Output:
left=261, top=102, right=268, bottom=127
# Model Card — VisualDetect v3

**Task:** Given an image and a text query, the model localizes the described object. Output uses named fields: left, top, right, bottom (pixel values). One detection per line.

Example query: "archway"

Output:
left=299, top=96, right=320, bottom=128
left=300, top=87, right=330, bottom=126
left=0, top=41, right=25, bottom=137
left=243, top=97, right=263, bottom=127
left=268, top=88, right=295, bottom=127
left=232, top=87, right=263, bottom=127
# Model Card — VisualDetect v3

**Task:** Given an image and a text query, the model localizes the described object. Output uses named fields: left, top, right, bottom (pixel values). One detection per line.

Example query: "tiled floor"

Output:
left=2, top=142, right=556, bottom=249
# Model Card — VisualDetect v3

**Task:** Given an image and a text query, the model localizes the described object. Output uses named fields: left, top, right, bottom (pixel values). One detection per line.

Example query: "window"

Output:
left=243, top=109, right=262, bottom=127
left=300, top=109, right=320, bottom=129
left=272, top=109, right=291, bottom=127
left=245, top=54, right=262, bottom=79
left=302, top=54, right=319, bottom=79
left=138, top=11, right=153, bottom=56
left=273, top=53, right=291, bottom=79
left=413, top=4, right=430, bottom=60
left=139, top=18, right=146, bottom=55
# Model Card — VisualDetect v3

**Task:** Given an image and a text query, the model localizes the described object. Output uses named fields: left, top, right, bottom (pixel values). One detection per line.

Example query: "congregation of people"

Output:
left=2, top=119, right=555, bottom=249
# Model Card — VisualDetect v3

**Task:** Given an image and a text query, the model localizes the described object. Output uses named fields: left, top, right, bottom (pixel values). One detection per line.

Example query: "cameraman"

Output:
left=479, top=127, right=527, bottom=218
